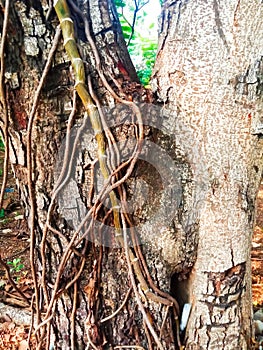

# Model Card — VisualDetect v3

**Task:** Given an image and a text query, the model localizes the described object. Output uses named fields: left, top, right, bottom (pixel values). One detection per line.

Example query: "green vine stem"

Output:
left=54, top=0, right=123, bottom=236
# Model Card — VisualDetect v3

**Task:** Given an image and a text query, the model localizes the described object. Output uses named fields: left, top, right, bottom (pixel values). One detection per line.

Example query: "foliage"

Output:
left=0, top=135, right=5, bottom=152
left=7, top=258, right=24, bottom=273
left=115, top=0, right=159, bottom=86
left=132, top=35, right=158, bottom=86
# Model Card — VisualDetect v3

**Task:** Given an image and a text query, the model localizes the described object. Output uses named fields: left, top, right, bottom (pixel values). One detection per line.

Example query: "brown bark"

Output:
left=1, top=0, right=175, bottom=349
left=1, top=0, right=262, bottom=349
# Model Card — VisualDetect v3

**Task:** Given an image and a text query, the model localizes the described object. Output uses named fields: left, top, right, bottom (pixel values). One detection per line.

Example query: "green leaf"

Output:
left=120, top=25, right=132, bottom=33
left=0, top=135, right=5, bottom=151
left=0, top=209, right=4, bottom=218
left=13, top=258, right=21, bottom=265
left=123, top=32, right=131, bottom=39
left=114, top=0, right=126, bottom=7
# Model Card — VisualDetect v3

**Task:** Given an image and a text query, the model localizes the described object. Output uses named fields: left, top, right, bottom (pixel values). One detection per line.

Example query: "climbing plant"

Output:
left=0, top=0, right=181, bottom=348
left=115, top=0, right=159, bottom=85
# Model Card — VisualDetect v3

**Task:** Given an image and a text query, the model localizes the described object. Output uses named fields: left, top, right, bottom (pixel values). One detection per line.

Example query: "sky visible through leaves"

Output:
left=115, top=0, right=161, bottom=85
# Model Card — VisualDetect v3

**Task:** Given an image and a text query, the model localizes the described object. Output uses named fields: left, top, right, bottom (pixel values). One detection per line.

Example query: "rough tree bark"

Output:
left=152, top=1, right=263, bottom=348
left=0, top=0, right=262, bottom=349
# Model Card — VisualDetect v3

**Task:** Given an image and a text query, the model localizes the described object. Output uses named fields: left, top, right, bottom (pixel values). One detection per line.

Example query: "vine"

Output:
left=0, top=0, right=181, bottom=349
left=52, top=0, right=180, bottom=348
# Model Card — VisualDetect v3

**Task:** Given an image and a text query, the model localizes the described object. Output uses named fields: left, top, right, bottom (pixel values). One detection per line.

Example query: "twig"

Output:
left=87, top=75, right=120, bottom=172
left=160, top=305, right=170, bottom=336
left=127, top=0, right=140, bottom=46
left=61, top=254, right=86, bottom=294
left=27, top=294, right=35, bottom=349
left=46, top=0, right=54, bottom=21
left=114, top=346, right=146, bottom=350
left=119, top=0, right=150, bottom=46
left=26, top=25, right=61, bottom=340
left=100, top=286, right=132, bottom=323
left=52, top=90, right=78, bottom=192
left=144, top=320, right=153, bottom=350
left=37, top=313, right=55, bottom=350
left=40, top=90, right=79, bottom=312
left=50, top=90, right=78, bottom=197
left=120, top=212, right=164, bottom=350
left=34, top=314, right=54, bottom=334
left=71, top=281, right=78, bottom=350
left=47, top=223, right=84, bottom=257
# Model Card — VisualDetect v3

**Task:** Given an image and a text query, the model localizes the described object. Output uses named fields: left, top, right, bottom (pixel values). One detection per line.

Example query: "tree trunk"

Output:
left=152, top=0, right=263, bottom=348
left=0, top=0, right=262, bottom=349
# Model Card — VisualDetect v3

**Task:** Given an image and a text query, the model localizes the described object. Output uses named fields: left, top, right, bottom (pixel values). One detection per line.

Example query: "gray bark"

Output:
left=1, top=0, right=173, bottom=349
left=152, top=0, right=263, bottom=348
left=1, top=0, right=262, bottom=349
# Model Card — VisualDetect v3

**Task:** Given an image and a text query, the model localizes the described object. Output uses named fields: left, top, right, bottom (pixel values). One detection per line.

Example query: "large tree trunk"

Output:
left=1, top=0, right=263, bottom=349
left=1, top=1, right=176, bottom=349
left=152, top=0, right=263, bottom=348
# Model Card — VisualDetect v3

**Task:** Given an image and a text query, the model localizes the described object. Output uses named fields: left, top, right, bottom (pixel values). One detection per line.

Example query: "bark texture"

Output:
left=1, top=0, right=175, bottom=349
left=152, top=0, right=263, bottom=348
left=1, top=0, right=262, bottom=349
